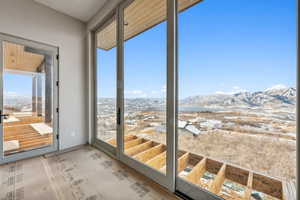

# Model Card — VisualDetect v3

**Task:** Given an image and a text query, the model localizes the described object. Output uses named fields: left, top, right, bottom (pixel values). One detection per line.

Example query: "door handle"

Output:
left=117, top=108, right=121, bottom=125
left=0, top=110, right=9, bottom=124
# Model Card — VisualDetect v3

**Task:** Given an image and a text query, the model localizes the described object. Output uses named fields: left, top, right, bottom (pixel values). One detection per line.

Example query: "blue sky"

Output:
left=97, top=0, right=296, bottom=99
left=178, top=0, right=297, bottom=98
left=4, top=1, right=297, bottom=99
left=4, top=73, right=32, bottom=97
left=4, top=73, right=46, bottom=99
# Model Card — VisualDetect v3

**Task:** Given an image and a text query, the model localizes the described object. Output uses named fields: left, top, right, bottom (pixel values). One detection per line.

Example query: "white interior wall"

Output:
left=0, top=0, right=88, bottom=150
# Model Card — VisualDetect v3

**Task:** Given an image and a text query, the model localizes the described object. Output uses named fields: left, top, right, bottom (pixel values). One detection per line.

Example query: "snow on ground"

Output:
left=200, top=120, right=223, bottom=129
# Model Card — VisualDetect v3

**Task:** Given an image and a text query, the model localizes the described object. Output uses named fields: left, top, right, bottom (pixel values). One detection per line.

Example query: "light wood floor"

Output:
left=4, top=115, right=53, bottom=155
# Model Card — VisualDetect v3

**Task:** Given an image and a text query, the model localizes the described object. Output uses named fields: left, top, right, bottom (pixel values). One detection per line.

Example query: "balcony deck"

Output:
left=3, top=114, right=53, bottom=156
left=107, top=135, right=296, bottom=200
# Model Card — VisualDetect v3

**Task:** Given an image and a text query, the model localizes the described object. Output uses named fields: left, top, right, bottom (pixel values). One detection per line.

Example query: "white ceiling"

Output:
left=34, top=0, right=108, bottom=22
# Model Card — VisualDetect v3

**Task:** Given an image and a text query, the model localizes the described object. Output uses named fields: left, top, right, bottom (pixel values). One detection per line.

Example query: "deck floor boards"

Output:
left=3, top=115, right=53, bottom=155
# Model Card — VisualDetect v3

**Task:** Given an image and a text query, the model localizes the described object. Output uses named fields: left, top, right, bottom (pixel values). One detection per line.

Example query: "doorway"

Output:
left=0, top=33, right=59, bottom=164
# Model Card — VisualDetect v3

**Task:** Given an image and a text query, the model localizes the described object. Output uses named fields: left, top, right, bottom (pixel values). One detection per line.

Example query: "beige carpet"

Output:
left=0, top=146, right=179, bottom=200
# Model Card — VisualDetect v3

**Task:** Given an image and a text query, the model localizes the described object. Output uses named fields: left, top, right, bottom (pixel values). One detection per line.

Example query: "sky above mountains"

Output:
left=97, top=0, right=296, bottom=99
left=3, top=0, right=297, bottom=100
left=177, top=0, right=296, bottom=98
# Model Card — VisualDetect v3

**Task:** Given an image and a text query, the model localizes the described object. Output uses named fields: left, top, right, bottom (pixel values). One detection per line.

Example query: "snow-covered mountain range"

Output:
left=181, top=85, right=296, bottom=108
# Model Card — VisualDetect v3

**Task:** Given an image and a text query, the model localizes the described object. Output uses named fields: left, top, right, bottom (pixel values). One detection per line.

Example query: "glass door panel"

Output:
left=2, top=41, right=54, bottom=156
left=176, top=0, right=297, bottom=200
left=121, top=0, right=169, bottom=185
left=95, top=16, right=117, bottom=151
left=0, top=36, right=58, bottom=164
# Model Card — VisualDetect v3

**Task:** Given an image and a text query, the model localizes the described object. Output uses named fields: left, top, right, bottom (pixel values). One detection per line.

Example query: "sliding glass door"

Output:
left=0, top=33, right=59, bottom=164
left=119, top=0, right=172, bottom=189
left=93, top=0, right=297, bottom=199
left=176, top=0, right=297, bottom=200
left=94, top=16, right=118, bottom=155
